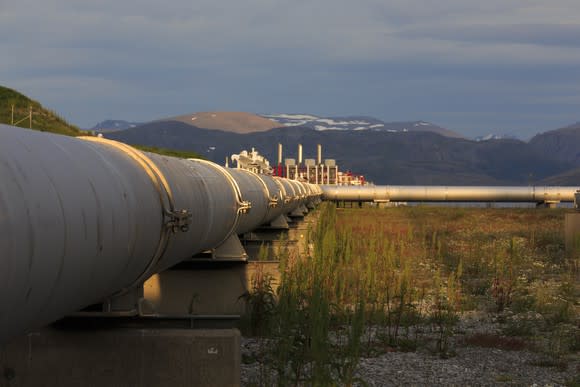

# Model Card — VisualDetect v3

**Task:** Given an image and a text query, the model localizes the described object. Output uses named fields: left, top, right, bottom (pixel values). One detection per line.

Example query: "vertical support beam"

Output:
left=565, top=212, right=580, bottom=253
left=315, top=165, right=318, bottom=185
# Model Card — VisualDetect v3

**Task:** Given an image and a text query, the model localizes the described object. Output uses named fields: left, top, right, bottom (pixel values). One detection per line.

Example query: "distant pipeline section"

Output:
left=0, top=124, right=322, bottom=343
left=321, top=185, right=580, bottom=204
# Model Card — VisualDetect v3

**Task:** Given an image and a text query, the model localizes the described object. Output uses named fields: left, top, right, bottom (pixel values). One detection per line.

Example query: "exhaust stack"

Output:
left=277, top=143, right=282, bottom=165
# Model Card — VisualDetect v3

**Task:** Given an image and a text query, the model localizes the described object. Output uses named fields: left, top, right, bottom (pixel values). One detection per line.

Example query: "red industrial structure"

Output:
left=264, top=143, right=365, bottom=186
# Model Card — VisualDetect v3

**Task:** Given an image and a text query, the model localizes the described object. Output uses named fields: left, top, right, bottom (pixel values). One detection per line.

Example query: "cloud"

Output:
left=1, top=0, right=580, bottom=135
left=3, top=1, right=580, bottom=66
left=398, top=23, right=580, bottom=48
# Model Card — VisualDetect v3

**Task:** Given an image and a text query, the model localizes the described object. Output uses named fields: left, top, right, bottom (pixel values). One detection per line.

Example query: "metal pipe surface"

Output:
left=0, top=125, right=320, bottom=343
left=322, top=185, right=580, bottom=202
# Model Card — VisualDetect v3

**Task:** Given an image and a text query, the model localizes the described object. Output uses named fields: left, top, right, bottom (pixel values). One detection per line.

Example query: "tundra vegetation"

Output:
left=0, top=85, right=83, bottom=136
left=242, top=203, right=580, bottom=386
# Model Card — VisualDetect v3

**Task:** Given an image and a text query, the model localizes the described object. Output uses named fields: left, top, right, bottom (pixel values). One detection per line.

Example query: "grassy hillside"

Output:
left=132, top=144, right=205, bottom=160
left=0, top=85, right=83, bottom=136
left=0, top=85, right=202, bottom=159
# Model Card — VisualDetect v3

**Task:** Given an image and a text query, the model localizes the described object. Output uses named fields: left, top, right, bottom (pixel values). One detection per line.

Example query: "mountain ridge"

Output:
left=3, top=83, right=580, bottom=185
left=91, top=119, right=144, bottom=132
left=105, top=120, right=577, bottom=185
left=91, top=111, right=467, bottom=138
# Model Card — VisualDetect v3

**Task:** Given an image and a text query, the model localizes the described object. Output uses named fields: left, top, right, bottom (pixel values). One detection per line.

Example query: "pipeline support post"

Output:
left=565, top=194, right=580, bottom=254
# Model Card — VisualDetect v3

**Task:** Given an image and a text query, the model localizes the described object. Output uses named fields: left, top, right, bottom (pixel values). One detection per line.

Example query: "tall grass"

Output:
left=242, top=206, right=578, bottom=385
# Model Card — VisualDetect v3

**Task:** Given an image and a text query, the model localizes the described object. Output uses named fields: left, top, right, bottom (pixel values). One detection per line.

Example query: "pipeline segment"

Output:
left=321, top=185, right=580, bottom=203
left=0, top=124, right=321, bottom=343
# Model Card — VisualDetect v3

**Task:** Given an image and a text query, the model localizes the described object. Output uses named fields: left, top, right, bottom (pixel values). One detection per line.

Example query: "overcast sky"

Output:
left=2, top=0, right=580, bottom=139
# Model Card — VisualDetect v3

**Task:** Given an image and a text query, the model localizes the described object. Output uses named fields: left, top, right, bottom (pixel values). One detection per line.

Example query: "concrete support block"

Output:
left=565, top=212, right=580, bottom=253
left=289, top=207, right=305, bottom=218
left=144, top=267, right=247, bottom=316
left=212, top=234, right=248, bottom=260
left=266, top=215, right=290, bottom=229
left=0, top=328, right=240, bottom=387
left=143, top=260, right=286, bottom=318
left=536, top=200, right=560, bottom=208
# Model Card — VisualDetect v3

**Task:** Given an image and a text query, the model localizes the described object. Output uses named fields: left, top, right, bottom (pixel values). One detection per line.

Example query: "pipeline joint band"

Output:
left=165, top=209, right=192, bottom=233
left=238, top=200, right=252, bottom=214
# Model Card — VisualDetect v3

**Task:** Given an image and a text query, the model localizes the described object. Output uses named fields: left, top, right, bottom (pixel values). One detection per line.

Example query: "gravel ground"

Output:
left=242, top=341, right=579, bottom=386
left=241, top=313, right=580, bottom=386
left=355, top=347, right=579, bottom=386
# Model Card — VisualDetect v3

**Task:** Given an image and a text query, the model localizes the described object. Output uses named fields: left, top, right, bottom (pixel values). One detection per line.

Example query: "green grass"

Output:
left=0, top=85, right=83, bottom=136
left=132, top=144, right=204, bottom=159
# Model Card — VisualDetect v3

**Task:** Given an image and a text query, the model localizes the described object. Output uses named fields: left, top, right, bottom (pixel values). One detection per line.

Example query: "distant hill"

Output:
left=106, top=121, right=572, bottom=185
left=104, top=111, right=464, bottom=138
left=262, top=114, right=464, bottom=138
left=528, top=122, right=580, bottom=166
left=475, top=133, right=520, bottom=142
left=91, top=120, right=144, bottom=132
left=537, top=167, right=580, bottom=186
left=0, top=85, right=82, bottom=136
left=162, top=111, right=281, bottom=134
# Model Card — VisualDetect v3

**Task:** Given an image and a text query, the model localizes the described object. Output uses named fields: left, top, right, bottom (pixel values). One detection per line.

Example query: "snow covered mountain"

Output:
left=91, top=113, right=463, bottom=138
left=261, top=114, right=385, bottom=131
left=260, top=114, right=463, bottom=138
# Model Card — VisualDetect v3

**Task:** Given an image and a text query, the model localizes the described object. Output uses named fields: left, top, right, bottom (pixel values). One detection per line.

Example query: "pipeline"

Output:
left=321, top=185, right=580, bottom=203
left=2, top=123, right=578, bottom=344
left=0, top=124, right=322, bottom=343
